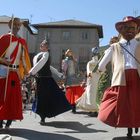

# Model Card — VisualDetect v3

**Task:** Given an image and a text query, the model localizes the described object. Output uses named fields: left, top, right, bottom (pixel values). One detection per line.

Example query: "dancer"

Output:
left=76, top=47, right=100, bottom=117
left=0, top=17, right=31, bottom=128
left=29, top=40, right=71, bottom=125
left=62, top=49, right=79, bottom=113
left=97, top=16, right=140, bottom=139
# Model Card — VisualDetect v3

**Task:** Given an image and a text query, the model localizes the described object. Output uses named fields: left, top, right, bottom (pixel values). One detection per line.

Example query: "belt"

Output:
left=9, top=64, right=19, bottom=69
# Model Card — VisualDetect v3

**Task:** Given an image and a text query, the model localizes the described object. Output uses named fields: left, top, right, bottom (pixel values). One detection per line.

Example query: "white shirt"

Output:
left=98, top=38, right=139, bottom=72
left=29, top=51, right=63, bottom=78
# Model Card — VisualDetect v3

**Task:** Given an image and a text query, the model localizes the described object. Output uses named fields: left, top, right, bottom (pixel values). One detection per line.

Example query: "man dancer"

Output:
left=0, top=17, right=31, bottom=128
left=98, top=16, right=140, bottom=139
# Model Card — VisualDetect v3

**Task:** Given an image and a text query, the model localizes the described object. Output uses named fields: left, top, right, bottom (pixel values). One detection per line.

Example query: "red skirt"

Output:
left=0, top=71, right=23, bottom=120
left=66, top=85, right=84, bottom=105
left=98, top=69, right=140, bottom=127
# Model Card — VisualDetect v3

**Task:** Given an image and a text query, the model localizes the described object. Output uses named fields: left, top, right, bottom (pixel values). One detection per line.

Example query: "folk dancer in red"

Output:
left=97, top=16, right=140, bottom=139
left=0, top=17, right=31, bottom=129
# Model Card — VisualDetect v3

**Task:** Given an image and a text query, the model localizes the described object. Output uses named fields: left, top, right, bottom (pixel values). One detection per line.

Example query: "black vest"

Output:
left=37, top=53, right=52, bottom=77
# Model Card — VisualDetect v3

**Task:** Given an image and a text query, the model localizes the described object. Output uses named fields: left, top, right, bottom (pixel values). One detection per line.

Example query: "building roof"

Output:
left=0, top=15, right=11, bottom=23
left=32, top=19, right=103, bottom=38
left=0, top=15, right=37, bottom=34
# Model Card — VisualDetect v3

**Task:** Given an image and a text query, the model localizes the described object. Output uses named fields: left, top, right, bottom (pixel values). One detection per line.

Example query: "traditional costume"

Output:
left=76, top=47, right=100, bottom=114
left=29, top=47, right=71, bottom=122
left=97, top=16, right=140, bottom=138
left=0, top=33, right=31, bottom=120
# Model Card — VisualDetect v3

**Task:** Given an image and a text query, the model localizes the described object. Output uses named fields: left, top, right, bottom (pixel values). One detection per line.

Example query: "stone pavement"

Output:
left=0, top=109, right=140, bottom=140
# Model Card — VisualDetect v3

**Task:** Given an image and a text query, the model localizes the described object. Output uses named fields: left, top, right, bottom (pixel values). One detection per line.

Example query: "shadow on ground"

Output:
left=112, top=135, right=140, bottom=140
left=0, top=128, right=80, bottom=140
left=74, top=111, right=98, bottom=118
left=44, top=121, right=107, bottom=133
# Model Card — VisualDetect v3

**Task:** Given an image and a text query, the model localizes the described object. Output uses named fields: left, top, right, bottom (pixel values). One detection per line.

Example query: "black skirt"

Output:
left=34, top=77, right=71, bottom=118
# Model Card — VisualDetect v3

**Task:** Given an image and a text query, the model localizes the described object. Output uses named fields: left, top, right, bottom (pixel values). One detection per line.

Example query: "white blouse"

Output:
left=29, top=51, right=63, bottom=78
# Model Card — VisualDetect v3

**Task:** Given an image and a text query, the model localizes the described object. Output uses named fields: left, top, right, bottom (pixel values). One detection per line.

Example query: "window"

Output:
left=45, top=32, right=50, bottom=39
left=62, top=31, right=71, bottom=40
left=81, top=32, right=88, bottom=40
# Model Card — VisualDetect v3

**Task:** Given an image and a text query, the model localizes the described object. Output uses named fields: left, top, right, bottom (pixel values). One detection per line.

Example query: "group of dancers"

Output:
left=0, top=15, right=140, bottom=139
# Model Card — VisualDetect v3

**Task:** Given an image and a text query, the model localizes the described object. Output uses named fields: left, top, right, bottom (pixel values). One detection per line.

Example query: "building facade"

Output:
left=32, top=19, right=103, bottom=72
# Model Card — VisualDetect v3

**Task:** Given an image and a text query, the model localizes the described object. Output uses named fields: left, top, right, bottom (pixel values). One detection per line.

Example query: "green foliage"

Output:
left=96, top=63, right=112, bottom=107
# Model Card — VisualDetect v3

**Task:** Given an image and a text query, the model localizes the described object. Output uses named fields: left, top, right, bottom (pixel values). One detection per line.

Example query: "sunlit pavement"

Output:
left=0, top=108, right=140, bottom=140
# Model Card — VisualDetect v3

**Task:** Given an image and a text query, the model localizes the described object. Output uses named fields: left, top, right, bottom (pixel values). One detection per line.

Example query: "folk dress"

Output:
left=98, top=38, right=140, bottom=127
left=29, top=51, right=71, bottom=118
left=76, top=56, right=100, bottom=112
left=0, top=33, right=31, bottom=120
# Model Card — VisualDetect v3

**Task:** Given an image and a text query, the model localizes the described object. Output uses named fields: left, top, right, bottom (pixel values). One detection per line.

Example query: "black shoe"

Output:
left=40, top=120, right=46, bottom=125
left=0, top=125, right=3, bottom=129
left=71, top=105, right=76, bottom=113
left=0, top=120, right=3, bottom=129
left=71, top=109, right=76, bottom=113
left=127, top=128, right=133, bottom=139
left=88, top=112, right=98, bottom=117
left=127, top=134, right=133, bottom=139
left=5, top=120, right=12, bottom=128
left=135, top=128, right=139, bottom=133
left=5, top=125, right=10, bottom=129
left=40, top=117, right=46, bottom=125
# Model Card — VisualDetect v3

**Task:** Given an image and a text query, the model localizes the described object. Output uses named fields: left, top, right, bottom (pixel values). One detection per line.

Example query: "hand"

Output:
left=26, top=72, right=34, bottom=78
left=62, top=75, right=66, bottom=79
left=60, top=74, right=65, bottom=80
left=88, top=73, right=92, bottom=78
left=0, top=58, right=11, bottom=66
left=25, top=74, right=30, bottom=79
left=97, top=69, right=102, bottom=73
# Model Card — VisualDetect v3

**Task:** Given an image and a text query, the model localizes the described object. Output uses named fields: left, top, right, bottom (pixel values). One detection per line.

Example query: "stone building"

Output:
left=32, top=19, right=103, bottom=72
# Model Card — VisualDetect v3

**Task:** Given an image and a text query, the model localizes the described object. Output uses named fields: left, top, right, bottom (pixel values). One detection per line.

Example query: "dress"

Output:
left=0, top=33, right=31, bottom=120
left=76, top=56, right=100, bottom=112
left=98, top=38, right=140, bottom=127
left=29, top=51, right=71, bottom=118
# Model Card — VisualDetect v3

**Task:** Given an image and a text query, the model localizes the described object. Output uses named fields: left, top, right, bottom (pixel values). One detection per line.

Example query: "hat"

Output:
left=91, top=47, right=99, bottom=56
left=65, top=49, right=72, bottom=56
left=115, top=16, right=140, bottom=33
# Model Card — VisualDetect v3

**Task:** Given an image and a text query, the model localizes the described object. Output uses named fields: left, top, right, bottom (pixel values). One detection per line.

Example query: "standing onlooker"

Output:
left=0, top=17, right=31, bottom=128
left=29, top=40, right=71, bottom=125
left=76, top=47, right=101, bottom=117
left=97, top=16, right=140, bottom=139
